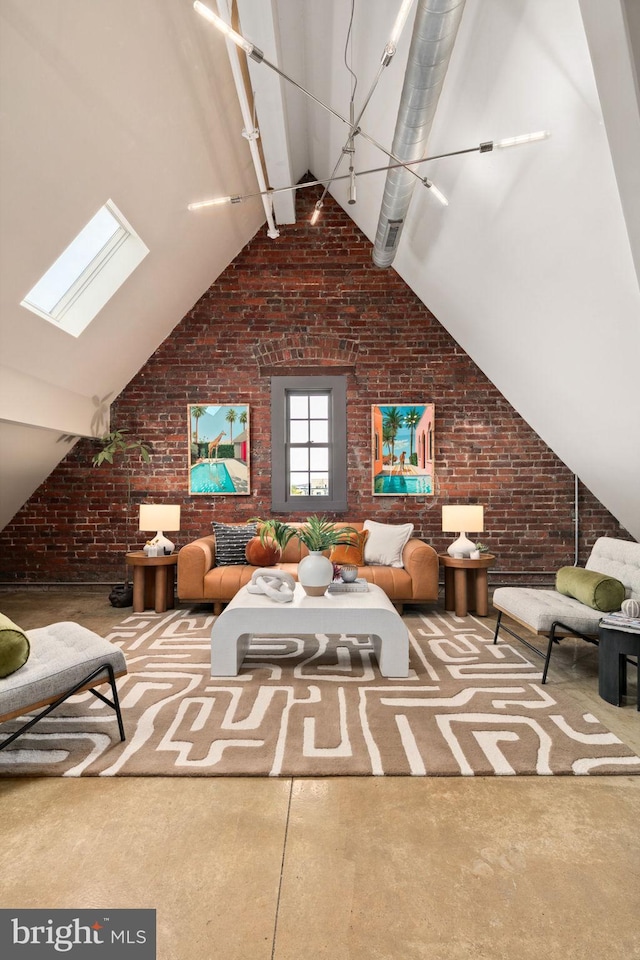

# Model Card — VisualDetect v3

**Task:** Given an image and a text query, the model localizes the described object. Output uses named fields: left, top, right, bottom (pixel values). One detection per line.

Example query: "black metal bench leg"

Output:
left=0, top=661, right=126, bottom=751
left=542, top=631, right=557, bottom=685
left=492, top=611, right=502, bottom=644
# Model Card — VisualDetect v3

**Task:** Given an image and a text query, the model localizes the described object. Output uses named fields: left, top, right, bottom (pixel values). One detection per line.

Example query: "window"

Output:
left=20, top=199, right=148, bottom=337
left=271, top=375, right=347, bottom=512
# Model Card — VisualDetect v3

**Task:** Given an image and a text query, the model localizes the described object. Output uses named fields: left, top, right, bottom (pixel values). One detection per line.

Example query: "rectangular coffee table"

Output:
left=210, top=582, right=409, bottom=678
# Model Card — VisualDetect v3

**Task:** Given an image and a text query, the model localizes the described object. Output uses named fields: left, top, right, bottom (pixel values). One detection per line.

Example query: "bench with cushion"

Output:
left=0, top=617, right=127, bottom=751
left=492, top=536, right=640, bottom=682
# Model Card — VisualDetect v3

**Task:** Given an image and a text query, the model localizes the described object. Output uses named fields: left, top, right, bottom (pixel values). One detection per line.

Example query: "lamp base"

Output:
left=144, top=531, right=175, bottom=556
left=447, top=533, right=476, bottom=558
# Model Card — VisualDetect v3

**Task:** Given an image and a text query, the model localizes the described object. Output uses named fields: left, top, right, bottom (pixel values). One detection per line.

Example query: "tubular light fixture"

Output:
left=192, top=2, right=549, bottom=224
left=423, top=179, right=449, bottom=206
left=188, top=132, right=550, bottom=212
left=310, top=201, right=323, bottom=225
left=310, top=0, right=418, bottom=224
left=493, top=130, right=550, bottom=149
left=193, top=1, right=261, bottom=60
left=193, top=0, right=435, bottom=198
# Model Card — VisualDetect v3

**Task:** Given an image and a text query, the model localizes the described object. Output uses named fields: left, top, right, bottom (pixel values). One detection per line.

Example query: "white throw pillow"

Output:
left=363, top=520, right=414, bottom=568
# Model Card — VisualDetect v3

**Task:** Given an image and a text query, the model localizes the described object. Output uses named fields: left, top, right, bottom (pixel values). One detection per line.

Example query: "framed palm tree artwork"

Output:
left=371, top=403, right=435, bottom=495
left=188, top=403, right=250, bottom=495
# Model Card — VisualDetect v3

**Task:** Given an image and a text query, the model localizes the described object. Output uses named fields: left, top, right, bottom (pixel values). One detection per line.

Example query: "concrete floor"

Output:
left=1, top=588, right=639, bottom=960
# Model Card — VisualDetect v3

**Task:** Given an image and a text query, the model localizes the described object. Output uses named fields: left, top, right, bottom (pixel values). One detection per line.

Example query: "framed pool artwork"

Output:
left=188, top=403, right=250, bottom=495
left=371, top=403, right=435, bottom=496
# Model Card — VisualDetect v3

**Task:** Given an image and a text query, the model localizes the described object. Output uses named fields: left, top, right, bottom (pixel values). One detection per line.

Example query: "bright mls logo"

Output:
left=0, top=909, right=156, bottom=957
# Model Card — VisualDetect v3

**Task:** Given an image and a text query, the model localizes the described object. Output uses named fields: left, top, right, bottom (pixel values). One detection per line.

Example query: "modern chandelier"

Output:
left=189, top=1, right=550, bottom=226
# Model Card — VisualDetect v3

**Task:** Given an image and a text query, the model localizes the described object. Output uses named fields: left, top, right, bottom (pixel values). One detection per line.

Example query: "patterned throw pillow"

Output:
left=329, top=530, right=369, bottom=566
left=212, top=522, right=257, bottom=565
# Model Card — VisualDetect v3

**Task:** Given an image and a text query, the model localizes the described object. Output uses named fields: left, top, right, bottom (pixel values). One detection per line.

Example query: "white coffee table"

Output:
left=210, top=582, right=409, bottom=678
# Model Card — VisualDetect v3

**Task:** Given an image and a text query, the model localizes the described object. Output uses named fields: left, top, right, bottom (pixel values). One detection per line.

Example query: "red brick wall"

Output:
left=0, top=181, right=629, bottom=585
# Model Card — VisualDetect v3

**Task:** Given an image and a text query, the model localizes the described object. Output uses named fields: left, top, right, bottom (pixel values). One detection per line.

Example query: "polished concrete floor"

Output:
left=1, top=588, right=639, bottom=960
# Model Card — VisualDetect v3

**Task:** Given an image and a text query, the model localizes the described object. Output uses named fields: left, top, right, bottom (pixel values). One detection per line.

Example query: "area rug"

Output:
left=1, top=608, right=639, bottom=777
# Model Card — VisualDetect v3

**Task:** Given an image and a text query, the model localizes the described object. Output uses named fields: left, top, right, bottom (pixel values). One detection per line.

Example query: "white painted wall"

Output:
left=0, top=0, right=265, bottom=529
left=304, top=0, right=640, bottom=538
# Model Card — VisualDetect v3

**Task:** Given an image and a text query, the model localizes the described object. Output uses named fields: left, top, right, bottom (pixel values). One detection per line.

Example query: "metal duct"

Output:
left=372, top=0, right=466, bottom=268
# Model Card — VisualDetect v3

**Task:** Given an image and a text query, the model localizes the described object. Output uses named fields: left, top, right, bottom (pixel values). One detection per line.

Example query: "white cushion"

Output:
left=363, top=520, right=414, bottom=568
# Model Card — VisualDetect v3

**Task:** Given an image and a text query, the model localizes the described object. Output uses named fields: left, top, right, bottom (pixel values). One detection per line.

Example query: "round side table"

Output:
left=125, top=552, right=178, bottom=613
left=438, top=553, right=495, bottom=617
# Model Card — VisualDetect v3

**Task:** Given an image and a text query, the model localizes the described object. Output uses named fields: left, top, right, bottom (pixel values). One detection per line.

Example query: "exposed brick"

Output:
left=0, top=183, right=628, bottom=583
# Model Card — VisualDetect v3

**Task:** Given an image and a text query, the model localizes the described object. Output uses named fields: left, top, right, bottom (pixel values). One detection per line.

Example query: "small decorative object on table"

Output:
left=470, top=541, right=489, bottom=560
left=340, top=564, right=358, bottom=583
left=246, top=568, right=295, bottom=603
left=621, top=598, right=640, bottom=618
left=328, top=578, right=369, bottom=594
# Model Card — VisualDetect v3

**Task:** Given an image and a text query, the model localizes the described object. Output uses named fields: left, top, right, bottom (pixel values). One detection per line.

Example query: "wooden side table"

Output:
left=125, top=552, right=178, bottom=613
left=438, top=553, right=495, bottom=617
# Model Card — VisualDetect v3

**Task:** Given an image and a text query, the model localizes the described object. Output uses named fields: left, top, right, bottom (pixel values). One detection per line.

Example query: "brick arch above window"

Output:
left=254, top=334, right=359, bottom=376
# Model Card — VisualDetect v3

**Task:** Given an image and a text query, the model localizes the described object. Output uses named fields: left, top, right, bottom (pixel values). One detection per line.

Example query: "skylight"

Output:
left=21, top=200, right=148, bottom=337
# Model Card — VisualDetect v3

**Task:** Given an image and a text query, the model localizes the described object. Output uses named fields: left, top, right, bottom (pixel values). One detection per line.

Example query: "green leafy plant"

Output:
left=92, top=429, right=152, bottom=558
left=252, top=515, right=357, bottom=553
left=475, top=541, right=489, bottom=553
left=92, top=429, right=151, bottom=467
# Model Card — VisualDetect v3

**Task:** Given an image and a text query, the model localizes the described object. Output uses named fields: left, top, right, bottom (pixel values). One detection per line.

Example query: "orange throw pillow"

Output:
left=330, top=530, right=369, bottom=566
left=245, top=536, right=281, bottom=567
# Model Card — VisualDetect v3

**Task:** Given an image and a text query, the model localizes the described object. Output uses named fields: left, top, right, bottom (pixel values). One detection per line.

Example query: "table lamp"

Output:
left=139, top=504, right=181, bottom=555
left=442, top=504, right=484, bottom=558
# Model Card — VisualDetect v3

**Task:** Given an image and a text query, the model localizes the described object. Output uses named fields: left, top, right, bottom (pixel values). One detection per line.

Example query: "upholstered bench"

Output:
left=0, top=619, right=127, bottom=751
left=492, top=537, right=640, bottom=683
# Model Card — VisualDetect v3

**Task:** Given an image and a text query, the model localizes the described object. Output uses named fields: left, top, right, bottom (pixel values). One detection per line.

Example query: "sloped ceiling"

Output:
left=1, top=0, right=639, bottom=538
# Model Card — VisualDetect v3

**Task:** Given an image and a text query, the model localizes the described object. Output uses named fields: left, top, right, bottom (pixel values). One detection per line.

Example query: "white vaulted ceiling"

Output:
left=1, top=0, right=639, bottom=536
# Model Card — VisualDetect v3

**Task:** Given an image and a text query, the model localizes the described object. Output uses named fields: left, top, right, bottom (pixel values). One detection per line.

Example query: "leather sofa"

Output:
left=177, top=521, right=439, bottom=614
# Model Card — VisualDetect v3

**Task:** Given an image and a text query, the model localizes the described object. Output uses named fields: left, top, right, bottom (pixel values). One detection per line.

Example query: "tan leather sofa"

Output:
left=177, top=521, right=439, bottom=614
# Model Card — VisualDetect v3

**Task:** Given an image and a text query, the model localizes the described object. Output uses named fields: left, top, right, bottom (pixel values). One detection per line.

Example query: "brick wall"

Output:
left=0, top=179, right=629, bottom=585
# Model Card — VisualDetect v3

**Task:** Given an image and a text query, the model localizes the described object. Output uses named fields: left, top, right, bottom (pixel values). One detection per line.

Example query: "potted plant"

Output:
left=470, top=541, right=489, bottom=560
left=253, top=516, right=357, bottom=595
left=92, top=429, right=152, bottom=605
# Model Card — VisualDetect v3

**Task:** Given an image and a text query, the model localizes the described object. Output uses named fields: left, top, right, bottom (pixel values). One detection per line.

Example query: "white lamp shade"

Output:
left=442, top=505, right=484, bottom=558
left=139, top=504, right=181, bottom=532
left=441, top=504, right=484, bottom=533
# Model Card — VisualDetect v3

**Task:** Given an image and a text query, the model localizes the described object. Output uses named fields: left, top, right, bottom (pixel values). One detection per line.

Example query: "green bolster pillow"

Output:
left=555, top=567, right=625, bottom=612
left=0, top=612, right=31, bottom=678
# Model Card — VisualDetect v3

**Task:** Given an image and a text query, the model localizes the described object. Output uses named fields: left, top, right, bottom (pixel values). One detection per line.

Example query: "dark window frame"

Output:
left=270, top=375, right=348, bottom=513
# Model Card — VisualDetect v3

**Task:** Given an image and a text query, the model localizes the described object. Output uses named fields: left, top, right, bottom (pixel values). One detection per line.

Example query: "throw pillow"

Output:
left=0, top=612, right=31, bottom=678
left=245, top=535, right=281, bottom=567
left=555, top=566, right=625, bottom=612
left=212, top=522, right=258, bottom=565
left=363, top=520, right=414, bottom=568
left=330, top=529, right=369, bottom=566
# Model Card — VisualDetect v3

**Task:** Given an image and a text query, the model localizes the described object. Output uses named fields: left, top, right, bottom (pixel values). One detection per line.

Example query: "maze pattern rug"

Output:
left=1, top=608, right=639, bottom=777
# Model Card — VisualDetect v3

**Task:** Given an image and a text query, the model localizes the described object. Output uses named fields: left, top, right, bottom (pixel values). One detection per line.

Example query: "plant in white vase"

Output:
left=254, top=516, right=357, bottom=596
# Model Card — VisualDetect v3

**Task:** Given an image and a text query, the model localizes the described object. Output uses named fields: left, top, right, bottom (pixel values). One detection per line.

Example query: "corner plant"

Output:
left=91, top=429, right=151, bottom=468
left=252, top=515, right=357, bottom=553
left=92, top=429, right=152, bottom=556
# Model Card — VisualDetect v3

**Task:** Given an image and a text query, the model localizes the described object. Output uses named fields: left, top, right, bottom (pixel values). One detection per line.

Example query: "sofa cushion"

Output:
left=556, top=566, right=625, bottom=612
left=0, top=612, right=30, bottom=679
left=330, top=529, right=369, bottom=566
left=212, top=522, right=257, bottom=565
left=363, top=520, right=414, bottom=568
left=245, top=535, right=280, bottom=567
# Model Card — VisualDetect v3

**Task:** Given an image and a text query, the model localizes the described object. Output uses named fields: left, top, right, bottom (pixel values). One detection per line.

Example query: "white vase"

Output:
left=298, top=551, right=333, bottom=596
